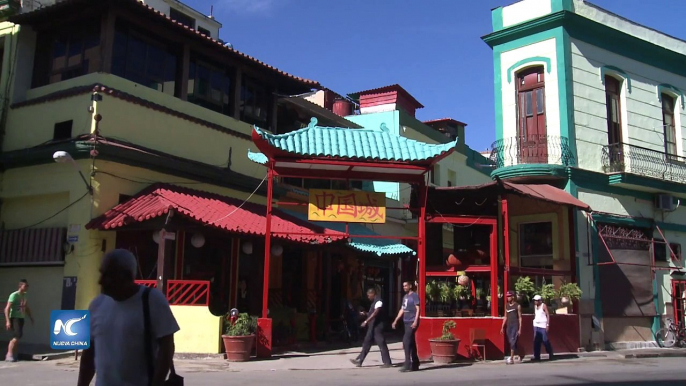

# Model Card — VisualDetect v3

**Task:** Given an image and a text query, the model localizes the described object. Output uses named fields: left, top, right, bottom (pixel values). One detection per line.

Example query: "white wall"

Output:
left=573, top=0, right=686, bottom=56
left=571, top=39, right=686, bottom=172
left=142, top=0, right=221, bottom=39
left=502, top=0, right=552, bottom=29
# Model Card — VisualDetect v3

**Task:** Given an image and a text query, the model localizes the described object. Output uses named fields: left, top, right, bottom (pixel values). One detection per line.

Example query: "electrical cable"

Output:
left=8, top=191, right=89, bottom=231
left=205, top=173, right=268, bottom=226
left=93, top=170, right=206, bottom=185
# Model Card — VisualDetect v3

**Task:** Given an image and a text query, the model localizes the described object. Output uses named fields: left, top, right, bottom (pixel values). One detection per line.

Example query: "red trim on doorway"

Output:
left=503, top=199, right=511, bottom=295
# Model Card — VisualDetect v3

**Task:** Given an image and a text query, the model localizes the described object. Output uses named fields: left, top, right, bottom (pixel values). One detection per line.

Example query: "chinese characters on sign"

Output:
left=308, top=189, right=386, bottom=223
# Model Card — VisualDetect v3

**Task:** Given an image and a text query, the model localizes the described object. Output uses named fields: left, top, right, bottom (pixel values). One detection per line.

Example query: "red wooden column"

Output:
left=257, top=167, right=274, bottom=358
left=417, top=183, right=428, bottom=316
left=490, top=223, right=499, bottom=317
left=502, top=198, right=511, bottom=295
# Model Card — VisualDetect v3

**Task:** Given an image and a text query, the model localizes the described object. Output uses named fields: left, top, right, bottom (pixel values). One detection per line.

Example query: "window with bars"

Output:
left=662, top=93, right=678, bottom=159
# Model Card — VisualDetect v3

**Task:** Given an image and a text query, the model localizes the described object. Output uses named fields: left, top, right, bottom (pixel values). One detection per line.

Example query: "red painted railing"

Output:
left=166, top=280, right=210, bottom=306
left=135, top=280, right=158, bottom=288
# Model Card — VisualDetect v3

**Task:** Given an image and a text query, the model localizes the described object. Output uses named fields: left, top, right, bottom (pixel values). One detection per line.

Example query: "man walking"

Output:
left=350, top=287, right=392, bottom=368
left=4, top=279, right=34, bottom=362
left=500, top=291, right=522, bottom=364
left=392, top=281, right=420, bottom=372
left=77, top=249, right=180, bottom=386
left=532, top=294, right=554, bottom=361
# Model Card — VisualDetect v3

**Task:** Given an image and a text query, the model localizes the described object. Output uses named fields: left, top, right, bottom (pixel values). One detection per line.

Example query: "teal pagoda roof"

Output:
left=249, top=118, right=456, bottom=164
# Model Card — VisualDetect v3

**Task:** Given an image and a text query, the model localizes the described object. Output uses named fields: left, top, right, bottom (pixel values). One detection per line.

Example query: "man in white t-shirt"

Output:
left=77, top=249, right=180, bottom=386
left=350, top=287, right=392, bottom=368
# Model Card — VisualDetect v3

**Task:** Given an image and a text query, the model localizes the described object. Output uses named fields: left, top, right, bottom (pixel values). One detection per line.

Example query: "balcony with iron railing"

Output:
left=488, top=135, right=576, bottom=179
left=601, top=142, right=686, bottom=184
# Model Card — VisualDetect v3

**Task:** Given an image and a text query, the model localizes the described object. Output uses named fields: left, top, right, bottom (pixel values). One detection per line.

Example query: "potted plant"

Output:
left=475, top=287, right=486, bottom=309
left=515, top=277, right=535, bottom=309
left=222, top=313, right=257, bottom=362
left=438, top=281, right=453, bottom=304
left=429, top=320, right=460, bottom=364
left=453, top=284, right=470, bottom=311
left=558, top=282, right=583, bottom=309
left=540, top=284, right=557, bottom=305
left=426, top=280, right=440, bottom=303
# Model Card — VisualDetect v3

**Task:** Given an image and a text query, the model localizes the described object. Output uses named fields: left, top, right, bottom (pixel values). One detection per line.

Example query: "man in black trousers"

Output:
left=392, top=281, right=420, bottom=372
left=350, top=288, right=392, bottom=368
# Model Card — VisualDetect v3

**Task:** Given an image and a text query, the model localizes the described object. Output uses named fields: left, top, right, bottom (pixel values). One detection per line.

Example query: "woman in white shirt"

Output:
left=532, top=295, right=554, bottom=361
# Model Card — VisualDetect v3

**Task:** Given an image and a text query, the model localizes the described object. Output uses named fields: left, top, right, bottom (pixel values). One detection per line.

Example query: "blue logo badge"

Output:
left=50, top=310, right=90, bottom=350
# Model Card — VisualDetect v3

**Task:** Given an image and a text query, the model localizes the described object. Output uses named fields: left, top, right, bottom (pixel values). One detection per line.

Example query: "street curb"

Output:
left=31, top=351, right=76, bottom=361
left=624, top=352, right=686, bottom=359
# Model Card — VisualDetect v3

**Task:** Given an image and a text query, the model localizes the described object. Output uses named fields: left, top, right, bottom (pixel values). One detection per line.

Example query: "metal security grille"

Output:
left=0, top=227, right=66, bottom=265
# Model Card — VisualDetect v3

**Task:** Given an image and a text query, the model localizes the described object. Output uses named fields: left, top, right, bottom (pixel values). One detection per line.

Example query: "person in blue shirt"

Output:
left=392, top=281, right=420, bottom=372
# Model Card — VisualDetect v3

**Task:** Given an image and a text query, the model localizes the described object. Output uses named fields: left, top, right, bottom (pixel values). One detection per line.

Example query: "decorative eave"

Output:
left=247, top=118, right=456, bottom=183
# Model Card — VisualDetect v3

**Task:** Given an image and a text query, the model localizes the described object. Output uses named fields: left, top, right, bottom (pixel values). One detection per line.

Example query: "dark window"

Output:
left=188, top=59, right=232, bottom=115
left=53, top=120, right=73, bottom=140
left=653, top=239, right=681, bottom=262
left=198, top=26, right=211, bottom=36
left=241, top=76, right=269, bottom=127
left=169, top=9, right=195, bottom=29
left=32, top=23, right=101, bottom=87
left=519, top=222, right=553, bottom=269
left=605, top=76, right=622, bottom=145
left=662, top=93, right=677, bottom=158
left=111, top=23, right=178, bottom=96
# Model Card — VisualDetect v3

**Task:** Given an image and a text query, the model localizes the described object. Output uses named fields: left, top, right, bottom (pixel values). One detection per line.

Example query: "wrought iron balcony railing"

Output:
left=601, top=142, right=686, bottom=183
left=489, top=135, right=576, bottom=169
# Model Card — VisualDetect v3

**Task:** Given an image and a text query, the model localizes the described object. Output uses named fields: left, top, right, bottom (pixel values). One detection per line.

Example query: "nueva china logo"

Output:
left=50, top=310, right=90, bottom=350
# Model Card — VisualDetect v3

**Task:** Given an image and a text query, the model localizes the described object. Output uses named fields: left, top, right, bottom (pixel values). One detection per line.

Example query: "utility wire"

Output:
left=9, top=192, right=89, bottom=231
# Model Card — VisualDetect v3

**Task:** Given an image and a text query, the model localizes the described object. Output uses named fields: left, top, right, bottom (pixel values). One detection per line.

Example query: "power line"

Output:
left=205, top=173, right=268, bottom=226
left=9, top=192, right=89, bottom=231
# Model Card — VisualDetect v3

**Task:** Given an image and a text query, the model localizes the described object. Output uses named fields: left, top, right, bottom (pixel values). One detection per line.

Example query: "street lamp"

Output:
left=53, top=151, right=93, bottom=194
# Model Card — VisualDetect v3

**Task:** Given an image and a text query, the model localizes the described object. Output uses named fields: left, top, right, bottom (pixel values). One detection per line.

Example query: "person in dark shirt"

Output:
left=500, top=291, right=523, bottom=364
left=392, top=281, right=420, bottom=372
left=350, top=288, right=392, bottom=368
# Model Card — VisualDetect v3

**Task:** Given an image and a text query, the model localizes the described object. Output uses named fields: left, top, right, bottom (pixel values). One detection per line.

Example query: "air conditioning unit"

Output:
left=655, top=194, right=675, bottom=211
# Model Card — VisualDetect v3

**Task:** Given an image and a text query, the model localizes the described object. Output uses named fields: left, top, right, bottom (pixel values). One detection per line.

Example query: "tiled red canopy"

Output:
left=86, top=184, right=346, bottom=244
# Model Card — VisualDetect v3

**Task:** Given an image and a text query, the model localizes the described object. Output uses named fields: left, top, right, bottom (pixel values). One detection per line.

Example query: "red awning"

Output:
left=86, top=184, right=346, bottom=244
left=435, top=181, right=592, bottom=212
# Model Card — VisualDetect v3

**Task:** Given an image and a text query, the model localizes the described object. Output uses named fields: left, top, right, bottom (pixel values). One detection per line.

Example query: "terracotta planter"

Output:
left=429, top=339, right=461, bottom=364
left=222, top=334, right=255, bottom=362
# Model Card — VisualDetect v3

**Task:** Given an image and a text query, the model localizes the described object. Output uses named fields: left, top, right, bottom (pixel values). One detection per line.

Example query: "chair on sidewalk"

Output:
left=469, top=328, right=487, bottom=361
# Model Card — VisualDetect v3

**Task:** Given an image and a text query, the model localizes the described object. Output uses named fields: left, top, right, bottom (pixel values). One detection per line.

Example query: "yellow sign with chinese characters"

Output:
left=308, top=189, right=386, bottom=224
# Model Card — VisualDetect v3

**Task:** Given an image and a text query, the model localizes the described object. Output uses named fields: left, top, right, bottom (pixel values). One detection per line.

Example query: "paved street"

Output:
left=1, top=356, right=684, bottom=385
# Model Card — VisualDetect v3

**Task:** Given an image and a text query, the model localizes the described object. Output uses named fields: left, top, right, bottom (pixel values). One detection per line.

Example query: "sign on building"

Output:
left=308, top=189, right=386, bottom=223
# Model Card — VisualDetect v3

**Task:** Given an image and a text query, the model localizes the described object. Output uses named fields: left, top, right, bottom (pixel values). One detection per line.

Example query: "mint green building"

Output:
left=484, top=0, right=686, bottom=349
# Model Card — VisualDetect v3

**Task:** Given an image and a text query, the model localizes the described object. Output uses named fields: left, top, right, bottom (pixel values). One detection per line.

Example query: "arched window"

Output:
left=516, top=66, right=546, bottom=163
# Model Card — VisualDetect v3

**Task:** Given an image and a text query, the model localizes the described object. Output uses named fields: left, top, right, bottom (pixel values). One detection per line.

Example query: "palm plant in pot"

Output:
left=222, top=312, right=258, bottom=362
left=429, top=320, right=460, bottom=364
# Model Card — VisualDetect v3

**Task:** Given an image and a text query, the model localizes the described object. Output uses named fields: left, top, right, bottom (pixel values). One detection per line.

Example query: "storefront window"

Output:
left=519, top=221, right=553, bottom=268
left=187, top=58, right=233, bottom=115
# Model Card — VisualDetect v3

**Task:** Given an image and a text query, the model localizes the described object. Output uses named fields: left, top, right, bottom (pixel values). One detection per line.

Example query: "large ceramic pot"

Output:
left=429, top=338, right=461, bottom=364
left=222, top=334, right=255, bottom=362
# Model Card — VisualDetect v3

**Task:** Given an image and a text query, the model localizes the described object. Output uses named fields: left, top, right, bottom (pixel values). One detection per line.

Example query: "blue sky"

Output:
left=186, top=0, right=686, bottom=152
